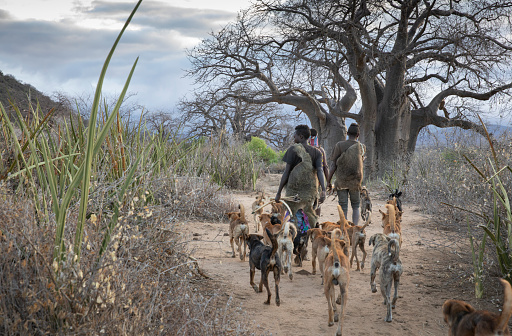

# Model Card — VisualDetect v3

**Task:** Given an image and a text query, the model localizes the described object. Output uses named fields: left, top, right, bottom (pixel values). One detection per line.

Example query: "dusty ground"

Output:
left=185, top=174, right=506, bottom=335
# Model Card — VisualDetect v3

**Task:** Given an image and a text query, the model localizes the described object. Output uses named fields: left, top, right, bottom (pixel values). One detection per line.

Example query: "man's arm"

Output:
left=275, top=163, right=292, bottom=203
left=320, top=148, right=329, bottom=181
left=317, top=165, right=326, bottom=203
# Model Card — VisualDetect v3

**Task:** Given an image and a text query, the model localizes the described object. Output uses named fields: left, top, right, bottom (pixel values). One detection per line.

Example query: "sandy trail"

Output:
left=185, top=174, right=473, bottom=335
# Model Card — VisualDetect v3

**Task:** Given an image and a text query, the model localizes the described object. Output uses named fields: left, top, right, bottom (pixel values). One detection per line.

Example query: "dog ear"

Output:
left=369, top=234, right=375, bottom=246
left=379, top=209, right=387, bottom=220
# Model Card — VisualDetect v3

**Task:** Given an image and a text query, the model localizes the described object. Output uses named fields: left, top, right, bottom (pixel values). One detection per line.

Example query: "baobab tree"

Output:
left=178, top=91, right=297, bottom=148
left=188, top=0, right=512, bottom=177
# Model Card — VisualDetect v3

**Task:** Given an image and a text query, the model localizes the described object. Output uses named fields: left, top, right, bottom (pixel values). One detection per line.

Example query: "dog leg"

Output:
left=370, top=262, right=379, bottom=293
left=263, top=268, right=271, bottom=305
left=382, top=280, right=393, bottom=322
left=273, top=267, right=281, bottom=307
left=331, top=286, right=338, bottom=321
left=250, top=265, right=259, bottom=292
left=325, top=283, right=335, bottom=326
left=351, top=235, right=360, bottom=271
left=287, top=248, right=294, bottom=280
left=392, top=274, right=400, bottom=309
left=360, top=242, right=367, bottom=270
left=336, top=283, right=347, bottom=336
left=312, top=248, right=317, bottom=275
left=241, top=236, right=247, bottom=261
left=230, top=236, right=236, bottom=258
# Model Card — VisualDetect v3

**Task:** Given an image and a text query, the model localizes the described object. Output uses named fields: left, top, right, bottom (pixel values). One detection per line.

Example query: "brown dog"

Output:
left=346, top=213, right=371, bottom=271
left=271, top=201, right=287, bottom=222
left=252, top=191, right=266, bottom=232
left=260, top=213, right=282, bottom=246
left=307, top=228, right=330, bottom=283
left=226, top=204, right=249, bottom=261
left=380, top=204, right=402, bottom=247
left=323, top=228, right=350, bottom=336
left=442, top=279, right=512, bottom=336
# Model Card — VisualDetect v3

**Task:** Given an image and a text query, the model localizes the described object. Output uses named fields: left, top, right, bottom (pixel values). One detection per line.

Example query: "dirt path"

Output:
left=185, top=174, right=471, bottom=335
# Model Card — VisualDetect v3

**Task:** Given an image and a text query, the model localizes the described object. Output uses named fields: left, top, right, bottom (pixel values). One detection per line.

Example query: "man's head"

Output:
left=310, top=128, right=318, bottom=137
left=347, top=123, right=360, bottom=138
left=294, top=124, right=311, bottom=143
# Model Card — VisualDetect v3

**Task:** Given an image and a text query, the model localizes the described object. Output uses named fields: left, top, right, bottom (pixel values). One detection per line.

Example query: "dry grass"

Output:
left=0, top=176, right=259, bottom=335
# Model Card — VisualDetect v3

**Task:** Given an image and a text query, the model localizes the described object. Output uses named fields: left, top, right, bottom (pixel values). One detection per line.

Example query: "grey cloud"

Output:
left=0, top=1, right=233, bottom=111
left=84, top=1, right=236, bottom=37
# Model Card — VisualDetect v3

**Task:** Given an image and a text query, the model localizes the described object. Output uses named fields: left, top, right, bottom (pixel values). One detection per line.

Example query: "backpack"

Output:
left=335, top=142, right=364, bottom=190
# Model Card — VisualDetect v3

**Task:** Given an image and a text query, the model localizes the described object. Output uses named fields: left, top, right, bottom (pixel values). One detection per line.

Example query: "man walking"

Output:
left=275, top=125, right=326, bottom=229
left=327, top=123, right=366, bottom=225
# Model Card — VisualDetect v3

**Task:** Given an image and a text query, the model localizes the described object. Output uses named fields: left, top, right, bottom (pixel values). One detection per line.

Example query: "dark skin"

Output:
left=327, top=133, right=359, bottom=191
left=275, top=131, right=327, bottom=203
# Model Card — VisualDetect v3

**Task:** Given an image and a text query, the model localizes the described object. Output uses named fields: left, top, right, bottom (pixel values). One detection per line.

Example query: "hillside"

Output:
left=0, top=70, right=67, bottom=119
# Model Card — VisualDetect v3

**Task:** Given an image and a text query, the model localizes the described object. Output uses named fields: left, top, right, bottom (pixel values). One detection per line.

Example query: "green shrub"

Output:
left=245, top=137, right=280, bottom=163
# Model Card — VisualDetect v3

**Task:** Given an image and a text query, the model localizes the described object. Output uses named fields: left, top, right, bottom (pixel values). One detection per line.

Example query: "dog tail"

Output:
left=361, top=212, right=371, bottom=231
left=239, top=204, right=246, bottom=220
left=266, top=228, right=278, bottom=266
left=331, top=228, right=342, bottom=266
left=387, top=238, right=400, bottom=263
left=337, top=205, right=349, bottom=228
left=497, top=279, right=512, bottom=332
left=385, top=204, right=396, bottom=233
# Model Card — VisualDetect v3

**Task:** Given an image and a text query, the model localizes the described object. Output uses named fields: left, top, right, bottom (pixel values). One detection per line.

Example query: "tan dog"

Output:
left=252, top=191, right=266, bottom=232
left=346, top=213, right=371, bottom=271
left=323, top=228, right=350, bottom=336
left=226, top=204, right=249, bottom=261
left=307, top=228, right=330, bottom=284
left=320, top=221, right=341, bottom=232
left=380, top=204, right=402, bottom=246
left=386, top=196, right=403, bottom=228
left=260, top=213, right=282, bottom=246
left=442, top=279, right=512, bottom=336
left=336, top=205, right=352, bottom=256
left=369, top=233, right=402, bottom=322
left=276, top=220, right=297, bottom=280
left=271, top=201, right=287, bottom=222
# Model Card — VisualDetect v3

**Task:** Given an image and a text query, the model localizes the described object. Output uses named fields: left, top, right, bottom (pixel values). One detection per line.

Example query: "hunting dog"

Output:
left=271, top=201, right=287, bottom=223
left=346, top=213, right=371, bottom=271
left=247, top=229, right=282, bottom=306
left=380, top=204, right=402, bottom=247
left=293, top=227, right=309, bottom=268
left=277, top=220, right=297, bottom=280
left=307, top=228, right=330, bottom=284
left=442, top=278, right=512, bottom=336
left=386, top=193, right=403, bottom=228
left=252, top=191, right=266, bottom=232
left=360, top=186, right=372, bottom=221
left=260, top=213, right=282, bottom=246
left=226, top=204, right=250, bottom=261
left=369, top=233, right=403, bottom=322
left=323, top=228, right=350, bottom=336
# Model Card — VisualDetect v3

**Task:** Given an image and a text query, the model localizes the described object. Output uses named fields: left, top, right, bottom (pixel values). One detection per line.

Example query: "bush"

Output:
left=245, top=137, right=281, bottom=164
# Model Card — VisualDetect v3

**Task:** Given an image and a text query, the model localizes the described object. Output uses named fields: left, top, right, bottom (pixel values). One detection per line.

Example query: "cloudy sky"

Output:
left=0, top=0, right=252, bottom=113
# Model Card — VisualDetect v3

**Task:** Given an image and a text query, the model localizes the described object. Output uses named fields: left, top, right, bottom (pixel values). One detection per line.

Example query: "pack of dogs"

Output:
left=224, top=189, right=512, bottom=335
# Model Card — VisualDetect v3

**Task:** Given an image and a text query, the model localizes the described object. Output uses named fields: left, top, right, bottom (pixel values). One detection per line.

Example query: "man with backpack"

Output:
left=275, top=124, right=326, bottom=230
left=327, top=122, right=366, bottom=225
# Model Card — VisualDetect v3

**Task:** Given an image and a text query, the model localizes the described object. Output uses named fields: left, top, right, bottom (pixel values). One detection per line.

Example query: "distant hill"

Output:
left=417, top=123, right=512, bottom=148
left=0, top=70, right=67, bottom=121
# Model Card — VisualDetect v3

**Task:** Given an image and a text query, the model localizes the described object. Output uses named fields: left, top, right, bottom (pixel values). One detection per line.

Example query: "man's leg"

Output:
left=337, top=189, right=349, bottom=219
left=349, top=189, right=361, bottom=226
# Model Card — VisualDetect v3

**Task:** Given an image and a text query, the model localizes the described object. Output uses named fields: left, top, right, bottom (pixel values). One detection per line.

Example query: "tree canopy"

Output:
left=188, top=0, right=512, bottom=177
